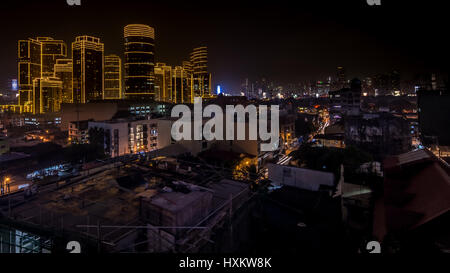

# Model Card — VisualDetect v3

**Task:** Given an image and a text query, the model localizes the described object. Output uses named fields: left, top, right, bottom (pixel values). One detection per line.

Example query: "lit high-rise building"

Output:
left=54, top=59, right=73, bottom=103
left=182, top=60, right=193, bottom=77
left=124, top=24, right=155, bottom=100
left=104, top=55, right=122, bottom=99
left=337, top=66, right=346, bottom=89
left=172, top=66, right=191, bottom=103
left=32, top=77, right=63, bottom=114
left=18, top=37, right=67, bottom=110
left=18, top=38, right=42, bottom=108
left=72, top=36, right=104, bottom=103
left=154, top=63, right=172, bottom=102
left=37, top=37, right=67, bottom=77
left=190, top=46, right=211, bottom=98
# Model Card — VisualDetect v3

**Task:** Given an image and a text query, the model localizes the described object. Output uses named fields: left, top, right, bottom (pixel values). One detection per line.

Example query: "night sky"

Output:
left=1, top=0, right=448, bottom=93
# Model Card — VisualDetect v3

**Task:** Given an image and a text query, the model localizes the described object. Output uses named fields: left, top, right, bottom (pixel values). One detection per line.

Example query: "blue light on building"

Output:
left=11, top=79, right=18, bottom=91
left=217, top=85, right=221, bottom=95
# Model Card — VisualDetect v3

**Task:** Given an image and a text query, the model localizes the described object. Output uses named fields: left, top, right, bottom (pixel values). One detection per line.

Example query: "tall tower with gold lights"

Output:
left=124, top=24, right=155, bottom=100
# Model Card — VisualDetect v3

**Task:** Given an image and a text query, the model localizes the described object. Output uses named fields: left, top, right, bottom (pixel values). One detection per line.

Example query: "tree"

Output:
left=289, top=143, right=374, bottom=184
left=63, top=128, right=107, bottom=164
left=242, top=164, right=258, bottom=181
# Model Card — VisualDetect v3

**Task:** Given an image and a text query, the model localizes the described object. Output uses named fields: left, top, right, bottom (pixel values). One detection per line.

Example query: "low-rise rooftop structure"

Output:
left=373, top=149, right=450, bottom=253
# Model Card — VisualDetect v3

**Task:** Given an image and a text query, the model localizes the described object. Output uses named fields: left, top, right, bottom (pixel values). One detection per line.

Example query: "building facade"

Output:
left=88, top=118, right=158, bottom=157
left=345, top=112, right=412, bottom=160
left=172, top=66, right=192, bottom=103
left=54, top=59, right=73, bottom=103
left=18, top=38, right=42, bottom=109
left=68, top=120, right=90, bottom=144
left=59, top=100, right=170, bottom=131
left=182, top=60, right=193, bottom=77
left=329, top=78, right=362, bottom=117
left=72, top=36, right=104, bottom=103
left=38, top=37, right=67, bottom=77
left=104, top=55, right=122, bottom=99
left=336, top=66, right=347, bottom=90
left=190, top=46, right=211, bottom=98
left=154, top=62, right=172, bottom=102
left=32, top=77, right=63, bottom=114
left=124, top=24, right=155, bottom=100
left=18, top=37, right=67, bottom=112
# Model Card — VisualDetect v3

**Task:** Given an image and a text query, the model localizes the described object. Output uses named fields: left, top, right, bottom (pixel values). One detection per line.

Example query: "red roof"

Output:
left=374, top=149, right=450, bottom=240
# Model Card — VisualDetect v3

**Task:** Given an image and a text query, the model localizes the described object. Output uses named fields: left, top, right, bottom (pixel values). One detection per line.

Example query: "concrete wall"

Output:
left=267, top=163, right=334, bottom=191
left=141, top=190, right=213, bottom=237
left=60, top=102, right=118, bottom=131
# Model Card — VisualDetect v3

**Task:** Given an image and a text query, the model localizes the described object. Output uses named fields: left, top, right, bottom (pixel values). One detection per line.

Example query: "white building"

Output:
left=267, top=163, right=335, bottom=192
left=88, top=118, right=158, bottom=157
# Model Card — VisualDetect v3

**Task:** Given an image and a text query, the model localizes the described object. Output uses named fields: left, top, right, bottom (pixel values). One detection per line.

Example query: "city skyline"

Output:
left=1, top=0, right=450, bottom=257
left=10, top=22, right=214, bottom=113
left=1, top=0, right=449, bottom=93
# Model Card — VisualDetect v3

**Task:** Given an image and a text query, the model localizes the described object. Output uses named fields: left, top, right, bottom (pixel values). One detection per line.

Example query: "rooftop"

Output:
left=374, top=149, right=450, bottom=241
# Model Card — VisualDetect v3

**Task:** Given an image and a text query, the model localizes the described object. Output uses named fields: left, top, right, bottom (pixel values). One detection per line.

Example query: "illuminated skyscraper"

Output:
left=154, top=63, right=172, bottom=102
left=54, top=59, right=73, bottom=103
left=182, top=60, right=194, bottom=103
left=124, top=24, right=155, bottom=100
left=182, top=60, right=193, bottom=77
left=18, top=37, right=67, bottom=111
left=172, top=66, right=191, bottom=103
left=104, top=55, right=122, bottom=99
left=37, top=37, right=67, bottom=77
left=32, top=77, right=63, bottom=114
left=337, top=66, right=346, bottom=89
left=190, top=46, right=211, bottom=98
left=18, top=38, right=42, bottom=108
left=72, top=36, right=104, bottom=103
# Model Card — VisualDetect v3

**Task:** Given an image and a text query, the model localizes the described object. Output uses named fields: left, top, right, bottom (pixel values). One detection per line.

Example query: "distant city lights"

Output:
left=11, top=79, right=18, bottom=91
